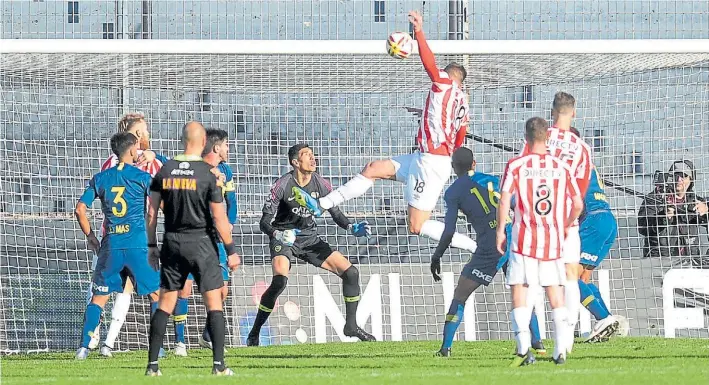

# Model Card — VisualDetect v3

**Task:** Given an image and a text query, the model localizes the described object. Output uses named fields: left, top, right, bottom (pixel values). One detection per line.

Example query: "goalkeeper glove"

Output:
left=349, top=221, right=371, bottom=238
left=274, top=229, right=300, bottom=246
left=430, top=254, right=442, bottom=282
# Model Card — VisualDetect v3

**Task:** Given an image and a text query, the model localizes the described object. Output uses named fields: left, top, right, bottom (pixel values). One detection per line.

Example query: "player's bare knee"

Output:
left=202, top=289, right=223, bottom=311
left=580, top=268, right=593, bottom=283
left=407, top=220, right=424, bottom=235
left=272, top=256, right=291, bottom=276
left=91, top=294, right=110, bottom=308
left=322, top=251, right=352, bottom=275
left=361, top=160, right=394, bottom=180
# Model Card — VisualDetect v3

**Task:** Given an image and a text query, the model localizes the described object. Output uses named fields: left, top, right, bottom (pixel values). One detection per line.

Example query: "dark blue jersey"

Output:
left=218, top=161, right=238, bottom=224
left=79, top=163, right=151, bottom=250
left=584, top=167, right=611, bottom=213
left=432, top=172, right=502, bottom=259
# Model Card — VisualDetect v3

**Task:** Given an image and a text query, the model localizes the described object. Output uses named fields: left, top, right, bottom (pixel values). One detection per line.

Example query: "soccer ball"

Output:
left=386, top=32, right=414, bottom=59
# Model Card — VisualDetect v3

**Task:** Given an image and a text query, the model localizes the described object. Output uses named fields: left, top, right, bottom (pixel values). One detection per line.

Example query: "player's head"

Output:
left=118, top=112, right=150, bottom=150
left=110, top=132, right=139, bottom=163
left=444, top=63, right=467, bottom=85
left=525, top=117, right=550, bottom=144
left=181, top=121, right=207, bottom=155
left=552, top=91, right=576, bottom=119
left=451, top=147, right=476, bottom=177
left=202, top=128, right=229, bottom=162
left=288, top=143, right=316, bottom=173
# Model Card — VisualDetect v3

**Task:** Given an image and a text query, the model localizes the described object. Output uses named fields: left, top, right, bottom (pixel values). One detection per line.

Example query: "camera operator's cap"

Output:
left=669, top=159, right=696, bottom=180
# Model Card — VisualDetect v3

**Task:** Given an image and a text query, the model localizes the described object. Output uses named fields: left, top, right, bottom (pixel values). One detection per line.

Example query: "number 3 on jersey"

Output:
left=534, top=184, right=552, bottom=216
left=111, top=186, right=127, bottom=217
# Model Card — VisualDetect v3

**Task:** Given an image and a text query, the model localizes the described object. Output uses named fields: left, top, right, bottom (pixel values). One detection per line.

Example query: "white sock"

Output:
left=419, top=220, right=478, bottom=252
left=104, top=292, right=132, bottom=349
left=511, top=307, right=532, bottom=355
left=552, top=307, right=570, bottom=359
left=320, top=174, right=374, bottom=210
left=564, top=278, right=581, bottom=353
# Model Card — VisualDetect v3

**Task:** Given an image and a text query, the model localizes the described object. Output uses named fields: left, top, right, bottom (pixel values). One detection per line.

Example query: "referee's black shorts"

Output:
left=160, top=232, right=223, bottom=293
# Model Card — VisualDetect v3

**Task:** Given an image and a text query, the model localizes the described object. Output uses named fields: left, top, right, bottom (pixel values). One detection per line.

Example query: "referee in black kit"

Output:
left=145, top=121, right=240, bottom=377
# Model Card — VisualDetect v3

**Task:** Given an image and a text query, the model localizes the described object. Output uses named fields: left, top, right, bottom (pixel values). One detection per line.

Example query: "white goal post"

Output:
left=1, top=39, right=708, bottom=353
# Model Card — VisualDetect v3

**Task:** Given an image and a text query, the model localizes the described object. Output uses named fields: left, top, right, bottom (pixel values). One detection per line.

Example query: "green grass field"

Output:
left=2, top=338, right=707, bottom=385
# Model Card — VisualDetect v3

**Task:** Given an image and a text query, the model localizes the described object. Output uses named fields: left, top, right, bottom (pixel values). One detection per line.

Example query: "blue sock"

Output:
left=81, top=303, right=103, bottom=348
left=174, top=298, right=188, bottom=344
left=442, top=299, right=465, bottom=350
left=579, top=279, right=610, bottom=320
left=529, top=311, right=541, bottom=344
left=588, top=281, right=612, bottom=316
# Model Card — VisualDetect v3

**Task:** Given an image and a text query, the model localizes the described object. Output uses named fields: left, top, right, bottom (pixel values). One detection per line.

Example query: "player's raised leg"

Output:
left=320, top=251, right=376, bottom=341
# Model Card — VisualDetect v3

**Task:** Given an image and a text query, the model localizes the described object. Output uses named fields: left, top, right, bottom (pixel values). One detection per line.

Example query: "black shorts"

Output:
left=461, top=251, right=502, bottom=286
left=269, top=234, right=334, bottom=268
left=160, top=233, right=224, bottom=293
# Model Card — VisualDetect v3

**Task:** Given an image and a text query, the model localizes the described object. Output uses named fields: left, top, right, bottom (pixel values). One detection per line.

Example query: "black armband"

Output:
left=224, top=242, right=238, bottom=255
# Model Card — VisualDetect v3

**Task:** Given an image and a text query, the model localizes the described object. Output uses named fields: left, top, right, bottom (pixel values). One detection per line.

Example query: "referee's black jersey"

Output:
left=150, top=154, right=223, bottom=234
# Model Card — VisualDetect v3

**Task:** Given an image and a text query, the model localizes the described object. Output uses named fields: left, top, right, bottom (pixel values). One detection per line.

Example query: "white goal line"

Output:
left=1, top=39, right=708, bottom=55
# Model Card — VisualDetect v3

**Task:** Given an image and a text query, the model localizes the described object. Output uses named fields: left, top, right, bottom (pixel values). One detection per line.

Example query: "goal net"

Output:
left=1, top=40, right=708, bottom=353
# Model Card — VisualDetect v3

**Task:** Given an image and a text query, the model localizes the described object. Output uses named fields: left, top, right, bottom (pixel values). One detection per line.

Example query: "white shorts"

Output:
left=390, top=151, right=451, bottom=212
left=562, top=225, right=581, bottom=264
left=506, top=252, right=566, bottom=287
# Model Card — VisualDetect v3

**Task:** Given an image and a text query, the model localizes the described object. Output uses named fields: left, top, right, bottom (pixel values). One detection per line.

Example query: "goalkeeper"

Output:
left=430, top=147, right=505, bottom=357
left=247, top=144, right=375, bottom=345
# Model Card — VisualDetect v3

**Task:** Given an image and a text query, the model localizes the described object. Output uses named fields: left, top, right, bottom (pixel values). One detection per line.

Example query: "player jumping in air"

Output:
left=292, top=11, right=477, bottom=255
left=429, top=147, right=504, bottom=357
left=197, top=128, right=238, bottom=351
left=247, top=144, right=375, bottom=345
left=88, top=112, right=168, bottom=357
left=520, top=92, right=593, bottom=353
left=75, top=132, right=160, bottom=359
left=568, top=127, right=622, bottom=342
left=498, top=117, right=584, bottom=366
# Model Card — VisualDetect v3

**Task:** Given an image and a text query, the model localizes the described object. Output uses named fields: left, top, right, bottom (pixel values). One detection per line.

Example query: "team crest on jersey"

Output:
left=275, top=245, right=282, bottom=252
left=179, top=162, right=190, bottom=169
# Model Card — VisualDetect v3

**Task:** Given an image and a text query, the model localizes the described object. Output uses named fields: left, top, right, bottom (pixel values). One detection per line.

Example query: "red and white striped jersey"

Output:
left=501, top=153, right=581, bottom=261
left=521, top=126, right=593, bottom=195
left=101, top=150, right=163, bottom=176
left=417, top=70, right=470, bottom=156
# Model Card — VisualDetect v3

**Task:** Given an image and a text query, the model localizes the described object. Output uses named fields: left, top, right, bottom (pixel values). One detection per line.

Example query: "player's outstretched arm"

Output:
left=408, top=10, right=440, bottom=82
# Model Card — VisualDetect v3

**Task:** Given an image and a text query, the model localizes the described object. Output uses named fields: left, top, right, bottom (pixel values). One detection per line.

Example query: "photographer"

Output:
left=638, top=160, right=709, bottom=265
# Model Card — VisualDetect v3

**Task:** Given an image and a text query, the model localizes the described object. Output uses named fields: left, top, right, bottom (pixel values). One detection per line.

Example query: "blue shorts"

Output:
left=579, top=210, right=618, bottom=268
left=185, top=242, right=229, bottom=282
left=92, top=247, right=159, bottom=296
